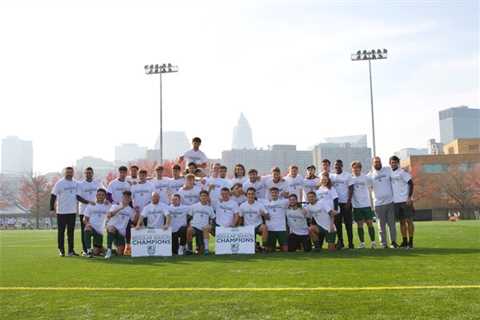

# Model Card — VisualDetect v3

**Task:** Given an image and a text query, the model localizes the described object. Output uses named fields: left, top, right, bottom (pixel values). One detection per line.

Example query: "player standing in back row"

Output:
left=179, top=137, right=208, bottom=171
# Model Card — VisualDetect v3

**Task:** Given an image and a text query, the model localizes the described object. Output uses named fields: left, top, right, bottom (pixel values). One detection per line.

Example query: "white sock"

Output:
left=204, top=239, right=209, bottom=250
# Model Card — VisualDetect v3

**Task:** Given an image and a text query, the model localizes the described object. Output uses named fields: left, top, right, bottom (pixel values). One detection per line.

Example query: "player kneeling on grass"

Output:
left=83, top=188, right=110, bottom=258
left=168, top=194, right=191, bottom=255
left=238, top=187, right=269, bottom=252
left=187, top=190, right=215, bottom=255
left=348, top=161, right=377, bottom=249
left=136, top=192, right=171, bottom=230
left=286, top=194, right=311, bottom=252
left=105, top=191, right=138, bottom=259
left=305, top=191, right=337, bottom=251
left=265, top=187, right=289, bottom=252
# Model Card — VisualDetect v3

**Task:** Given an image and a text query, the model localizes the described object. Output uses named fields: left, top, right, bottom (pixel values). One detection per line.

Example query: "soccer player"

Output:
left=320, top=159, right=331, bottom=175
left=137, top=192, right=170, bottom=229
left=206, top=165, right=232, bottom=202
left=179, top=174, right=203, bottom=206
left=348, top=161, right=376, bottom=249
left=83, top=188, right=110, bottom=258
left=264, top=187, right=289, bottom=252
left=285, top=165, right=304, bottom=202
left=231, top=183, right=247, bottom=205
left=305, top=191, right=337, bottom=251
left=107, top=166, right=131, bottom=204
left=368, top=157, right=398, bottom=248
left=263, top=167, right=289, bottom=200
left=316, top=174, right=339, bottom=211
left=179, top=137, right=208, bottom=170
left=286, top=194, right=311, bottom=252
left=303, top=165, right=320, bottom=200
left=127, top=165, right=139, bottom=185
left=77, top=167, right=104, bottom=255
left=187, top=190, right=215, bottom=255
left=151, top=165, right=171, bottom=204
left=169, top=164, right=185, bottom=195
left=105, top=191, right=138, bottom=259
left=212, top=187, right=240, bottom=232
left=389, top=155, right=415, bottom=248
left=50, top=167, right=93, bottom=257
left=166, top=194, right=190, bottom=255
left=239, top=187, right=269, bottom=251
left=330, top=160, right=354, bottom=249
left=231, top=163, right=248, bottom=185
left=243, top=169, right=267, bottom=200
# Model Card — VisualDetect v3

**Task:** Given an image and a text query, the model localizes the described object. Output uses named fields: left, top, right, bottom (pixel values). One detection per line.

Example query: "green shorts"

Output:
left=394, top=202, right=414, bottom=220
left=353, top=207, right=375, bottom=222
left=91, top=229, right=103, bottom=247
left=267, top=231, right=288, bottom=247
left=113, top=231, right=126, bottom=247
left=316, top=226, right=336, bottom=244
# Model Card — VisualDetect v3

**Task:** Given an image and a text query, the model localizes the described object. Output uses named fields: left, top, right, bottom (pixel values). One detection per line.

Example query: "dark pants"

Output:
left=79, top=214, right=87, bottom=252
left=334, top=203, right=353, bottom=245
left=57, top=213, right=76, bottom=253
left=172, top=226, right=187, bottom=254
left=126, top=220, right=132, bottom=245
left=288, top=234, right=312, bottom=252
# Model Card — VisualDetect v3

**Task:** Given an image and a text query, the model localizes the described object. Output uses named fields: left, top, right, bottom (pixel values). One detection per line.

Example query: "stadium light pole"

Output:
left=351, top=49, right=388, bottom=157
left=144, top=63, right=179, bottom=164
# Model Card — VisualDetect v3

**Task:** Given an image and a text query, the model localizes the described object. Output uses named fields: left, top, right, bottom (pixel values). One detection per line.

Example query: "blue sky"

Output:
left=0, top=0, right=478, bottom=173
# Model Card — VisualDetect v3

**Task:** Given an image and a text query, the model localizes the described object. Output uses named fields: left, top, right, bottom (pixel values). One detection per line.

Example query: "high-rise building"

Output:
left=439, top=106, right=480, bottom=143
left=152, top=131, right=190, bottom=161
left=323, top=135, right=367, bottom=148
left=312, top=142, right=372, bottom=172
left=232, top=113, right=254, bottom=150
left=114, top=143, right=147, bottom=165
left=394, top=148, right=429, bottom=160
left=75, top=156, right=115, bottom=179
left=222, top=145, right=312, bottom=175
left=1, top=136, right=33, bottom=175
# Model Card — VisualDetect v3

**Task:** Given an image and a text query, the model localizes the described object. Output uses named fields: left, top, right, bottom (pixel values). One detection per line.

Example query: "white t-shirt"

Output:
left=141, top=202, right=168, bottom=228
left=285, top=175, right=304, bottom=201
left=230, top=176, right=247, bottom=186
left=131, top=181, right=155, bottom=211
left=212, top=199, right=239, bottom=227
left=315, top=186, right=338, bottom=207
left=390, top=168, right=412, bottom=203
left=151, top=177, right=171, bottom=204
left=178, top=185, right=202, bottom=205
left=232, top=194, right=247, bottom=206
left=183, top=149, right=208, bottom=166
left=303, top=176, right=320, bottom=198
left=52, top=178, right=78, bottom=214
left=169, top=177, right=185, bottom=194
left=286, top=207, right=309, bottom=236
left=126, top=176, right=139, bottom=185
left=188, top=202, right=215, bottom=230
left=166, top=204, right=190, bottom=233
left=107, top=204, right=136, bottom=236
left=349, top=174, right=372, bottom=208
left=263, top=177, right=288, bottom=200
left=239, top=201, right=266, bottom=227
left=305, top=200, right=332, bottom=231
left=330, top=172, right=351, bottom=203
left=368, top=167, right=394, bottom=206
left=84, top=203, right=110, bottom=234
left=77, top=179, right=104, bottom=214
left=107, top=179, right=131, bottom=204
left=243, top=179, right=267, bottom=199
left=206, top=177, right=232, bottom=202
left=264, top=198, right=289, bottom=231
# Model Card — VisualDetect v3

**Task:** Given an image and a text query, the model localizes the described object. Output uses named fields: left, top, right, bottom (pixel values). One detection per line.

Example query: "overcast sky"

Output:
left=1, top=0, right=478, bottom=173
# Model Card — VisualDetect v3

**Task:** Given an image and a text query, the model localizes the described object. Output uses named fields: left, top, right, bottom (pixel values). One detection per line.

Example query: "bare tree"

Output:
left=19, top=174, right=54, bottom=229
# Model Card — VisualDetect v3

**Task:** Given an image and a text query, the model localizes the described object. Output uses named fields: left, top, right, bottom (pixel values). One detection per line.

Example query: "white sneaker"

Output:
left=371, top=241, right=377, bottom=249
left=381, top=243, right=387, bottom=249
left=178, top=246, right=184, bottom=256
left=105, top=249, right=112, bottom=259
left=359, top=242, right=366, bottom=249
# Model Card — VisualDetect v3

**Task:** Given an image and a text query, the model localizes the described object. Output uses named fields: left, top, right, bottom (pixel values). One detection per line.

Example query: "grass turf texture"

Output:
left=1, top=221, right=479, bottom=320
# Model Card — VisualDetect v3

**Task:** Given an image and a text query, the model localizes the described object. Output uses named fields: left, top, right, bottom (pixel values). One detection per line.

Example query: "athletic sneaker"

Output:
left=390, top=241, right=399, bottom=249
left=348, top=243, right=355, bottom=249
left=184, top=249, right=193, bottom=256
left=85, top=249, right=93, bottom=258
left=381, top=243, right=387, bottom=249
left=371, top=241, right=377, bottom=249
left=204, top=250, right=209, bottom=256
left=67, top=251, right=79, bottom=257
left=400, top=240, right=408, bottom=248
left=335, top=242, right=345, bottom=250
left=59, top=250, right=65, bottom=257
left=105, top=249, right=112, bottom=259
left=359, top=242, right=366, bottom=249
left=178, top=246, right=184, bottom=256
left=81, top=251, right=87, bottom=257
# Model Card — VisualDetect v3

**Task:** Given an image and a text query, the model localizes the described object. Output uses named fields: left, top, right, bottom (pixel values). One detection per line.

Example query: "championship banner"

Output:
left=131, top=228, right=172, bottom=257
left=215, top=226, right=256, bottom=255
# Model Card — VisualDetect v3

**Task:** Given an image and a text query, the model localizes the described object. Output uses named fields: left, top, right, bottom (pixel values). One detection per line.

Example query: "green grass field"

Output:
left=1, top=221, right=479, bottom=320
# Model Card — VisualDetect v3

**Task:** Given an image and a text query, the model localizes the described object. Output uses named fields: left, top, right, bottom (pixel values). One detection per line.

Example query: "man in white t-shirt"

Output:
left=212, top=187, right=240, bottom=234
left=239, top=187, right=270, bottom=251
left=389, top=155, right=415, bottom=248
left=285, top=165, right=304, bottom=202
left=167, top=194, right=191, bottom=255
left=263, top=167, right=289, bottom=200
left=303, top=165, right=320, bottom=200
left=187, top=190, right=215, bottom=255
left=330, top=160, right=354, bottom=249
left=107, top=166, right=131, bottom=204
left=206, top=165, right=232, bottom=202
left=264, top=187, right=289, bottom=252
left=137, top=192, right=170, bottom=229
left=127, top=165, right=139, bottom=185
left=286, top=193, right=311, bottom=252
left=305, top=191, right=337, bottom=251
left=243, top=169, right=267, bottom=200
left=179, top=137, right=208, bottom=170
left=169, top=164, right=185, bottom=195
left=151, top=165, right=171, bottom=204
left=83, top=188, right=110, bottom=258
left=368, top=157, right=398, bottom=248
left=348, top=161, right=376, bottom=249
left=50, top=166, right=94, bottom=257
left=179, top=174, right=203, bottom=206
left=77, top=167, right=104, bottom=255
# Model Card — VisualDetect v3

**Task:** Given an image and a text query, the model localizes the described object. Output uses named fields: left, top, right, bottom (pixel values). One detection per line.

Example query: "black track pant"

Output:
left=57, top=213, right=76, bottom=253
left=334, top=203, right=353, bottom=245
left=172, top=226, right=187, bottom=254
left=79, top=214, right=87, bottom=252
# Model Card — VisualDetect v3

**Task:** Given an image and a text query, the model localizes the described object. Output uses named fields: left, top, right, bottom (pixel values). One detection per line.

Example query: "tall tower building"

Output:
left=1, top=136, right=33, bottom=175
left=439, top=106, right=480, bottom=143
left=232, top=113, right=254, bottom=150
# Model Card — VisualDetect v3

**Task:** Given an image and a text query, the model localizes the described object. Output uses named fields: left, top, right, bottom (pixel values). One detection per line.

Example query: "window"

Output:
left=422, top=163, right=449, bottom=173
left=459, top=163, right=474, bottom=172
left=468, top=144, right=479, bottom=152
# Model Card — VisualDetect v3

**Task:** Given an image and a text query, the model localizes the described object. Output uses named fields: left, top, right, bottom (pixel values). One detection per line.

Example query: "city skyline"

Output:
left=0, top=1, right=478, bottom=173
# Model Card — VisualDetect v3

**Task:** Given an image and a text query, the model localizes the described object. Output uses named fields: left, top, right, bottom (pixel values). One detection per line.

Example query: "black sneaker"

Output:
left=68, top=251, right=79, bottom=257
left=59, top=250, right=65, bottom=257
left=408, top=241, right=414, bottom=249
left=184, top=249, right=193, bottom=256
left=400, top=241, right=408, bottom=248
left=336, top=242, right=345, bottom=250
left=391, top=241, right=399, bottom=249
left=348, top=243, right=355, bottom=249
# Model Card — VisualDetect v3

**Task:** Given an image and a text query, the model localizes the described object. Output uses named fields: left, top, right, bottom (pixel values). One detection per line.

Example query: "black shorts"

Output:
left=394, top=202, right=414, bottom=220
left=288, top=233, right=311, bottom=252
left=193, top=227, right=205, bottom=248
